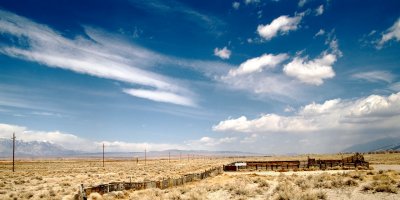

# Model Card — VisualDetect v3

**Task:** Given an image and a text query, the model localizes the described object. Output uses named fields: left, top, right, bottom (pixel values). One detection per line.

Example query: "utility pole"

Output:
left=144, top=148, right=147, bottom=165
left=180, top=152, right=182, bottom=162
left=102, top=143, right=105, bottom=167
left=12, top=133, right=15, bottom=172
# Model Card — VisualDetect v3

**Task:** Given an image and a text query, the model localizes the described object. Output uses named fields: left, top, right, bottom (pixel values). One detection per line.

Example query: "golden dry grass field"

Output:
left=0, top=153, right=400, bottom=200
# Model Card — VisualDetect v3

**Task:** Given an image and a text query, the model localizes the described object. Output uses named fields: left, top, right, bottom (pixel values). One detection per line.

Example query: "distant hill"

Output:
left=0, top=139, right=263, bottom=158
left=342, top=137, right=400, bottom=153
left=0, top=138, right=80, bottom=157
left=77, top=149, right=264, bottom=158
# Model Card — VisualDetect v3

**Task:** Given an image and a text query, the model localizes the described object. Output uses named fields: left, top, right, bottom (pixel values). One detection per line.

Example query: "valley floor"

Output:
left=1, top=153, right=400, bottom=199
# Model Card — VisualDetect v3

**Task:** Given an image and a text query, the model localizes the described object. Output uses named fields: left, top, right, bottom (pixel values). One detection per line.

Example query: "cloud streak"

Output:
left=352, top=70, right=395, bottom=83
left=123, top=89, right=196, bottom=107
left=0, top=9, right=198, bottom=107
left=377, top=18, right=400, bottom=48
left=315, top=5, right=324, bottom=16
left=129, top=0, right=224, bottom=34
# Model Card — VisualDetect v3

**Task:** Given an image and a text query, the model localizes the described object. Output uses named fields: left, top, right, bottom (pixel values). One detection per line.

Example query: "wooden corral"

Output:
left=79, top=167, right=223, bottom=200
left=223, top=153, right=369, bottom=172
left=246, top=161, right=302, bottom=170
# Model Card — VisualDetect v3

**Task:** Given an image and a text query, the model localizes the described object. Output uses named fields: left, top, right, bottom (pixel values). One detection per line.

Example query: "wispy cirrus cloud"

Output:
left=377, top=18, right=400, bottom=48
left=123, top=89, right=196, bottom=107
left=315, top=5, right=324, bottom=16
left=352, top=70, right=395, bottom=83
left=129, top=0, right=224, bottom=34
left=315, top=29, right=325, bottom=37
left=0, top=9, right=213, bottom=107
left=232, top=2, right=240, bottom=10
left=245, top=0, right=260, bottom=5
left=298, top=0, right=308, bottom=7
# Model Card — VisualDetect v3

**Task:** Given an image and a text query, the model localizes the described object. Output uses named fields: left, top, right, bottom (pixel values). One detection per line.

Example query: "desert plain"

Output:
left=0, top=153, right=400, bottom=200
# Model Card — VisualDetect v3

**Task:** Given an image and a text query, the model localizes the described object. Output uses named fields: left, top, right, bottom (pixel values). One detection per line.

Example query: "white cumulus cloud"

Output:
left=283, top=53, right=336, bottom=85
left=227, top=53, right=288, bottom=77
left=257, top=15, right=303, bottom=41
left=213, top=92, right=400, bottom=134
left=214, top=46, right=231, bottom=59
left=213, top=115, right=316, bottom=133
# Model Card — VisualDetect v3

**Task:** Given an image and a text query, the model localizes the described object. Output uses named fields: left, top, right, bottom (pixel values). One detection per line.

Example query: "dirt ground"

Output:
left=0, top=158, right=232, bottom=199
left=0, top=153, right=400, bottom=199
left=123, top=169, right=400, bottom=200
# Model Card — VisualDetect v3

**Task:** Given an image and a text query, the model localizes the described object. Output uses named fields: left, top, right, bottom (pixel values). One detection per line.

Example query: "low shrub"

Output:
left=374, top=183, right=397, bottom=194
left=88, top=192, right=103, bottom=200
left=362, top=181, right=398, bottom=194
left=256, top=179, right=269, bottom=188
left=367, top=171, right=375, bottom=175
left=343, top=179, right=358, bottom=187
left=295, top=178, right=311, bottom=190
left=299, top=191, right=327, bottom=200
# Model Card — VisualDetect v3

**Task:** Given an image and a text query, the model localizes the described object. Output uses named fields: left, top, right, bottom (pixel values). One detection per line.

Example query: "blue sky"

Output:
left=0, top=0, right=400, bottom=154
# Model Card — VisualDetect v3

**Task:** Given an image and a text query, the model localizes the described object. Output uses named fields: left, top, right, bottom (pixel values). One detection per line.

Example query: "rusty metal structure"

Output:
left=78, top=167, right=222, bottom=200
left=223, top=153, right=369, bottom=171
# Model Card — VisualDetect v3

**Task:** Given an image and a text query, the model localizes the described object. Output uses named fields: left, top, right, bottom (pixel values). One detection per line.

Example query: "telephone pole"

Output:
left=12, top=133, right=15, bottom=172
left=102, top=143, right=105, bottom=167
left=144, top=148, right=147, bottom=165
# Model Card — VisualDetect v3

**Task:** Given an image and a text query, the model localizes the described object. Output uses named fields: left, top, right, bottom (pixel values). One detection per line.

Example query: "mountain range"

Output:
left=0, top=138, right=262, bottom=158
left=2, top=137, right=400, bottom=158
left=342, top=137, right=400, bottom=152
left=0, top=138, right=80, bottom=157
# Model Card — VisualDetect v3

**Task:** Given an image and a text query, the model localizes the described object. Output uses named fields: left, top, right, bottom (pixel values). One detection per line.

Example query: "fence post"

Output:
left=12, top=133, right=15, bottom=172
left=80, top=184, right=87, bottom=200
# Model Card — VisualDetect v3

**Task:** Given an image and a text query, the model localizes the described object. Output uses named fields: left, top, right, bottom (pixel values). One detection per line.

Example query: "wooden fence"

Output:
left=223, top=153, right=369, bottom=172
left=79, top=166, right=222, bottom=199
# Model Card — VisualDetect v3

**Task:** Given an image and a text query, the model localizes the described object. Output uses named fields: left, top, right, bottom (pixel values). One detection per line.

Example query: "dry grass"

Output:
left=122, top=169, right=398, bottom=200
left=0, top=157, right=232, bottom=199
left=1, top=153, right=400, bottom=199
